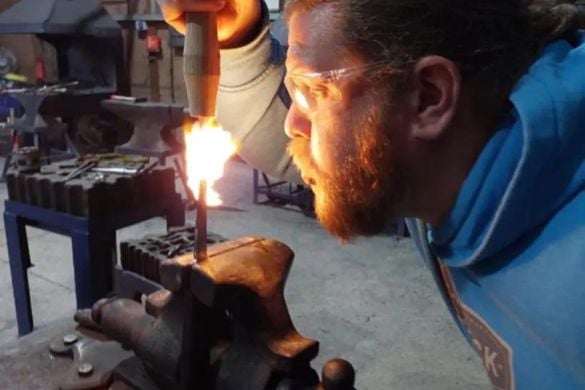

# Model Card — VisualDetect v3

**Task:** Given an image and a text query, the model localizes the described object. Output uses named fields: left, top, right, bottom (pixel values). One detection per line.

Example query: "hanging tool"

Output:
left=64, top=159, right=97, bottom=181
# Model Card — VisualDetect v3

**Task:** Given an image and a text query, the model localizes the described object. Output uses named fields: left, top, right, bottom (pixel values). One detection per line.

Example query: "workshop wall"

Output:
left=0, top=0, right=34, bottom=81
left=0, top=34, right=35, bottom=81
left=0, top=0, right=283, bottom=106
left=0, top=35, right=60, bottom=82
left=0, top=35, right=59, bottom=83
left=100, top=0, right=188, bottom=104
left=0, top=0, right=186, bottom=104
left=125, top=29, right=188, bottom=105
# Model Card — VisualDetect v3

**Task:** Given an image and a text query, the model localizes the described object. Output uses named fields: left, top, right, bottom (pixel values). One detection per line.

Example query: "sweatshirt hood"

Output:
left=429, top=33, right=585, bottom=267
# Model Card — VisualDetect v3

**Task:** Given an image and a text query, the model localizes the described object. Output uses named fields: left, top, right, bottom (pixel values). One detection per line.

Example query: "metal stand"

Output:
left=0, top=93, right=78, bottom=181
left=252, top=169, right=315, bottom=216
left=4, top=196, right=185, bottom=336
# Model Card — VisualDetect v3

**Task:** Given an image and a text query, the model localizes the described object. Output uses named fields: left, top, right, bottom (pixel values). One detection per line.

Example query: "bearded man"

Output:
left=159, top=0, right=585, bottom=388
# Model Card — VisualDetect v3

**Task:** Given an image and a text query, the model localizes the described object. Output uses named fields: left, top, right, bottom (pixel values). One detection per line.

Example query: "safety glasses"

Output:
left=284, top=62, right=395, bottom=115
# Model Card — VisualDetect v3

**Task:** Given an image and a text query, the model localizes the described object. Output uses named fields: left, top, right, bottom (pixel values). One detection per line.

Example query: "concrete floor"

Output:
left=0, top=160, right=492, bottom=389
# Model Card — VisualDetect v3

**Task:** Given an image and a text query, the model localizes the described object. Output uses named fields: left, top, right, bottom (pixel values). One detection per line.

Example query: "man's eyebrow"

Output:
left=285, top=51, right=317, bottom=74
left=286, top=43, right=310, bottom=65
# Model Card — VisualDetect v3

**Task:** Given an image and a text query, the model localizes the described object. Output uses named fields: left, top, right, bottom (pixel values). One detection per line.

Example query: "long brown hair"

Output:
left=285, top=0, right=583, bottom=115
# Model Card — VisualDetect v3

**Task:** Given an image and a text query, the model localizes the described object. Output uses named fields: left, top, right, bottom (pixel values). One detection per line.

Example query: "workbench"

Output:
left=4, top=155, right=185, bottom=335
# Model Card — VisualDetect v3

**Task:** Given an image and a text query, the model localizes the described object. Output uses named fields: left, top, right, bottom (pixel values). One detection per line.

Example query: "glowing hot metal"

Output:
left=184, top=118, right=237, bottom=206
left=184, top=117, right=237, bottom=260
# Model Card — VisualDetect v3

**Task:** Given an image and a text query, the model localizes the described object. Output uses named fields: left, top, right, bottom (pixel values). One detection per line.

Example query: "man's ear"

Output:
left=408, top=56, right=461, bottom=140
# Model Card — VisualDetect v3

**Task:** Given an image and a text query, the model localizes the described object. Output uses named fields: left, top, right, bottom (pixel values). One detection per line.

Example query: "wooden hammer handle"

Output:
left=183, top=12, right=220, bottom=117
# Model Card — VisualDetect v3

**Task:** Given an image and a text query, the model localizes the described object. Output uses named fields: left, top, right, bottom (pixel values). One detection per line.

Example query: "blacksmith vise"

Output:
left=70, top=237, right=356, bottom=390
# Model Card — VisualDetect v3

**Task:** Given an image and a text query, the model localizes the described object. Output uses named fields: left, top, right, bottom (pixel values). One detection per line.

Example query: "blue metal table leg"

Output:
left=71, top=229, right=117, bottom=309
left=94, top=231, right=116, bottom=301
left=70, top=230, right=93, bottom=309
left=4, top=211, right=33, bottom=335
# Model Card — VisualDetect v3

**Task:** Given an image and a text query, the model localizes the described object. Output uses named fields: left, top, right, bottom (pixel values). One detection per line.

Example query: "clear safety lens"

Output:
left=284, top=63, right=395, bottom=117
left=285, top=76, right=344, bottom=115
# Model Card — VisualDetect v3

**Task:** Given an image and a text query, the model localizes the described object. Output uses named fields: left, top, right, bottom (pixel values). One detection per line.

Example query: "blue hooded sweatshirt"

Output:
left=407, top=34, right=585, bottom=390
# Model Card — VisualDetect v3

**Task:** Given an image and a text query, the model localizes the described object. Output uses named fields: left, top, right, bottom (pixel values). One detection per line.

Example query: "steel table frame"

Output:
left=4, top=197, right=184, bottom=336
left=252, top=169, right=314, bottom=214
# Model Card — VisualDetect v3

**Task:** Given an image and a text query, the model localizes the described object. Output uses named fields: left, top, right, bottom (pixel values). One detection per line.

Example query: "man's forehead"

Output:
left=286, top=3, right=357, bottom=71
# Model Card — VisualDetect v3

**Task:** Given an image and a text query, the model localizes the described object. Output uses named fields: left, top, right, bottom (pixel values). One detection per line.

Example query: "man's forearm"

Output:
left=217, top=3, right=301, bottom=184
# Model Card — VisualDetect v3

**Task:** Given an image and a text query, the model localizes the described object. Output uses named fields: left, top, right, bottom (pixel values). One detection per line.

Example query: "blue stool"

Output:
left=4, top=197, right=184, bottom=335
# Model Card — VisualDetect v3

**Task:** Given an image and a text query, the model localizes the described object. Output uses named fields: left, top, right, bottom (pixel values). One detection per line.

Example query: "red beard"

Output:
left=287, top=119, right=400, bottom=242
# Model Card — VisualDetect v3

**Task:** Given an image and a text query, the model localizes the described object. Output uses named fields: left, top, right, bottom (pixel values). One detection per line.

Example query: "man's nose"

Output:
left=285, top=104, right=312, bottom=140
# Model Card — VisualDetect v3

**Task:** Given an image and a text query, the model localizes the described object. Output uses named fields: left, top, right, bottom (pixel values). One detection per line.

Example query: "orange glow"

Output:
left=184, top=117, right=237, bottom=206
